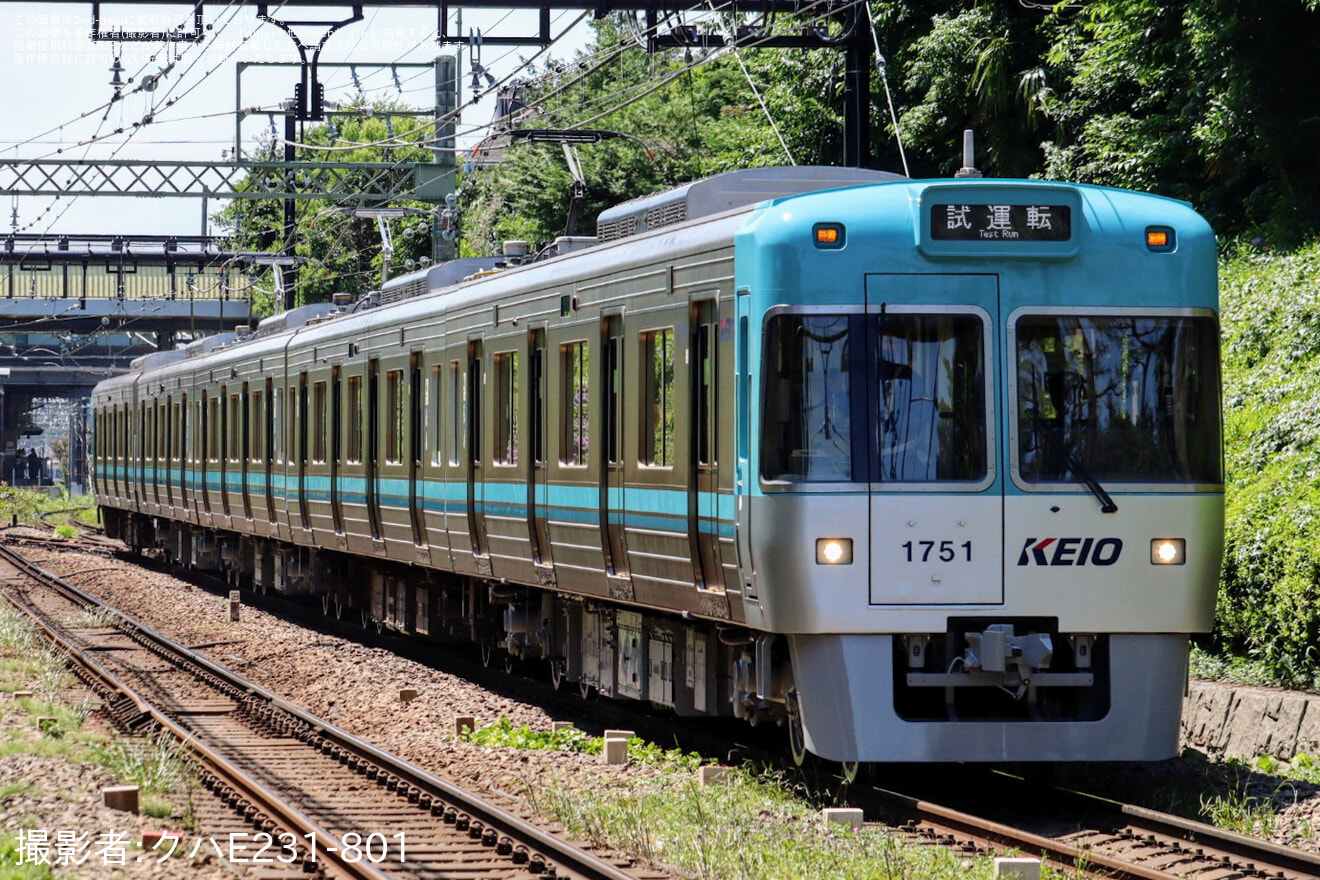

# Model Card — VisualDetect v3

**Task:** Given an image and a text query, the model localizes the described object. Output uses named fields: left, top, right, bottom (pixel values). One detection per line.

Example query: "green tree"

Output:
left=214, top=101, right=439, bottom=312
left=1042, top=0, right=1320, bottom=243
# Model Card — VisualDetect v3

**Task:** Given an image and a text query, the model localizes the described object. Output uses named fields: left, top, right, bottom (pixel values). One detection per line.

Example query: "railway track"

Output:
left=868, top=778, right=1320, bottom=880
left=0, top=541, right=660, bottom=880
left=9, top=533, right=1320, bottom=880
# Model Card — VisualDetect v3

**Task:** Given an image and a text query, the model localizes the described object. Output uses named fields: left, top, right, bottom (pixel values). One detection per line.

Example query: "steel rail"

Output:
left=0, top=576, right=388, bottom=880
left=875, top=775, right=1320, bottom=880
left=877, top=787, right=1173, bottom=880
left=0, top=542, right=641, bottom=880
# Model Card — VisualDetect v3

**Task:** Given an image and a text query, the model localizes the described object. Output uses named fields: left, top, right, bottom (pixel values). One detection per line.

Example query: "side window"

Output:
left=346, top=375, right=362, bottom=462
left=640, top=328, right=675, bottom=467
left=695, top=318, right=715, bottom=466
left=228, top=391, right=242, bottom=464
left=312, top=381, right=327, bottom=463
left=286, top=385, right=298, bottom=466
left=273, top=387, right=284, bottom=465
left=250, top=388, right=264, bottom=463
left=561, top=341, right=589, bottom=466
left=386, top=369, right=404, bottom=464
left=448, top=361, right=460, bottom=466
left=430, top=365, right=442, bottom=466
left=208, top=396, right=221, bottom=463
left=494, top=351, right=519, bottom=465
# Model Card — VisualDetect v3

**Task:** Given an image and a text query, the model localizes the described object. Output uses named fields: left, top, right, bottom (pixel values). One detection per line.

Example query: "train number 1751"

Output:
left=902, top=540, right=972, bottom=563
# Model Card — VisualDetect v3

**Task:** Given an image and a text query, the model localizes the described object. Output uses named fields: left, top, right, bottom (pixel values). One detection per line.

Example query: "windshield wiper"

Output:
left=1026, top=408, right=1117, bottom=514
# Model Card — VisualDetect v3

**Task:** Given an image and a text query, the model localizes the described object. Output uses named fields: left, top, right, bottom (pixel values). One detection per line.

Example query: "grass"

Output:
left=0, top=602, right=198, bottom=830
left=0, top=487, right=93, bottom=529
left=0, top=835, right=55, bottom=880
left=467, top=718, right=1087, bottom=880
left=461, top=717, right=703, bottom=770
left=1200, top=785, right=1279, bottom=836
left=0, top=606, right=35, bottom=655
left=59, top=606, right=121, bottom=629
left=0, top=781, right=37, bottom=803
left=92, top=733, right=189, bottom=795
left=1189, top=644, right=1287, bottom=690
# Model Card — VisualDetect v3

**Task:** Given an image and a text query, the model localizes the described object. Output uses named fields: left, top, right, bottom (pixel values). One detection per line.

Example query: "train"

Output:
left=91, top=166, right=1224, bottom=765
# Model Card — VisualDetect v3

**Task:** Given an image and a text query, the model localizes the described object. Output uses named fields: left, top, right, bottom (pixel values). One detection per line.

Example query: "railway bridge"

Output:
left=0, top=233, right=252, bottom=492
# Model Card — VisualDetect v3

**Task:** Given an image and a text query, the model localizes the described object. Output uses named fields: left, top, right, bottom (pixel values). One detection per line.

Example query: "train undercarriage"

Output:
left=104, top=509, right=795, bottom=733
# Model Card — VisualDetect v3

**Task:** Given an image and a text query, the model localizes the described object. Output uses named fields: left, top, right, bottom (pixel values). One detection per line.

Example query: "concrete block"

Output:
left=228, top=590, right=241, bottom=622
left=552, top=721, right=575, bottom=733
left=36, top=716, right=57, bottom=733
left=11, top=690, right=33, bottom=700
left=398, top=688, right=418, bottom=702
left=104, top=785, right=139, bottom=814
left=604, top=729, right=635, bottom=740
left=603, top=736, right=629, bottom=765
left=821, top=808, right=863, bottom=830
left=697, top=766, right=732, bottom=786
left=994, top=857, right=1041, bottom=880
left=455, top=715, right=476, bottom=737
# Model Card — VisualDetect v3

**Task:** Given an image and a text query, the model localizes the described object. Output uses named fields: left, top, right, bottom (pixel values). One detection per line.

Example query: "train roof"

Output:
left=596, top=166, right=905, bottom=242
left=95, top=172, right=1216, bottom=394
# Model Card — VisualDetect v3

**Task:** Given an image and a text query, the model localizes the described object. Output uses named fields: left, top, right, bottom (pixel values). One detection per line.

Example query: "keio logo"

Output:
left=1016, top=537, right=1122, bottom=566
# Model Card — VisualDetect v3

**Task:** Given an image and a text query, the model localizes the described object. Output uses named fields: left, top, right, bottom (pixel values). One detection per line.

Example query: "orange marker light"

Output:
left=1145, top=226, right=1175, bottom=251
left=813, top=223, right=845, bottom=249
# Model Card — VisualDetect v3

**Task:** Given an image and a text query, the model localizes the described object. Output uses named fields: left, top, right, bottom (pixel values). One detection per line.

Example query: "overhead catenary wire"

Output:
left=10, top=0, right=883, bottom=315
left=864, top=0, right=909, bottom=177
left=510, top=0, right=862, bottom=133
left=704, top=0, right=795, bottom=165
left=11, top=0, right=254, bottom=238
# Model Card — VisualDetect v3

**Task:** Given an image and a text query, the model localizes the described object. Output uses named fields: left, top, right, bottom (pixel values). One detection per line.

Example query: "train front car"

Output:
left=737, top=180, right=1222, bottom=763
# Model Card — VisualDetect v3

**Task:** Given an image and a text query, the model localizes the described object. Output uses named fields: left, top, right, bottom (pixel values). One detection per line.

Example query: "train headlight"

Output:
left=815, top=538, right=853, bottom=565
left=1150, top=539, right=1185, bottom=565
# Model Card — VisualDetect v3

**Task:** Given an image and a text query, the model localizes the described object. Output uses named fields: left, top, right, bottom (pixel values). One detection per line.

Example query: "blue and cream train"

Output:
left=92, top=167, right=1223, bottom=763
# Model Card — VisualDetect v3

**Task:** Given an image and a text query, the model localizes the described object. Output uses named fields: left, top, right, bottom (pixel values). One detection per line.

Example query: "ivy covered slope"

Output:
left=1218, top=243, right=1320, bottom=688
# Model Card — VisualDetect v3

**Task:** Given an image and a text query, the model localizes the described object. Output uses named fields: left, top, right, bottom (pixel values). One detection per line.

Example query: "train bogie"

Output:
left=92, top=167, right=1223, bottom=763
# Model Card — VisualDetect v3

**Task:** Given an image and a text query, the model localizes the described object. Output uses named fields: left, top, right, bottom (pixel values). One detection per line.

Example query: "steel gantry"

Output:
left=25, top=0, right=878, bottom=167
left=0, top=158, right=453, bottom=202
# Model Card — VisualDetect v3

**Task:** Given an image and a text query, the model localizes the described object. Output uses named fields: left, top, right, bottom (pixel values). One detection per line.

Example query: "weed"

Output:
left=94, top=732, right=188, bottom=795
left=464, top=716, right=601, bottom=755
left=462, top=717, right=702, bottom=770
left=0, top=488, right=93, bottom=529
left=142, top=794, right=176, bottom=819
left=0, top=606, right=34, bottom=654
left=60, top=606, right=120, bottom=629
left=1200, top=785, right=1278, bottom=836
left=29, top=649, right=71, bottom=706
left=52, top=524, right=77, bottom=540
left=523, top=764, right=1035, bottom=880
left=0, top=834, right=54, bottom=879
left=0, top=781, right=35, bottom=803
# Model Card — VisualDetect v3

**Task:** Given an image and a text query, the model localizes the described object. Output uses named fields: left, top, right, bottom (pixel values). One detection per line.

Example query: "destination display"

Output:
left=930, top=203, right=1072, bottom=242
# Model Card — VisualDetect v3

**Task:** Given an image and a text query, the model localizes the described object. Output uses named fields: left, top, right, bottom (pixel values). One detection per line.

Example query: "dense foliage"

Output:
left=214, top=103, right=439, bottom=310
left=461, top=1, right=1320, bottom=252
left=1217, top=243, right=1320, bottom=687
left=218, top=4, right=1320, bottom=292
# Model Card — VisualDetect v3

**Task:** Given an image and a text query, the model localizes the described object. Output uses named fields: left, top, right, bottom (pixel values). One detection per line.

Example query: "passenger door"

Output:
left=865, top=275, right=1003, bottom=605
